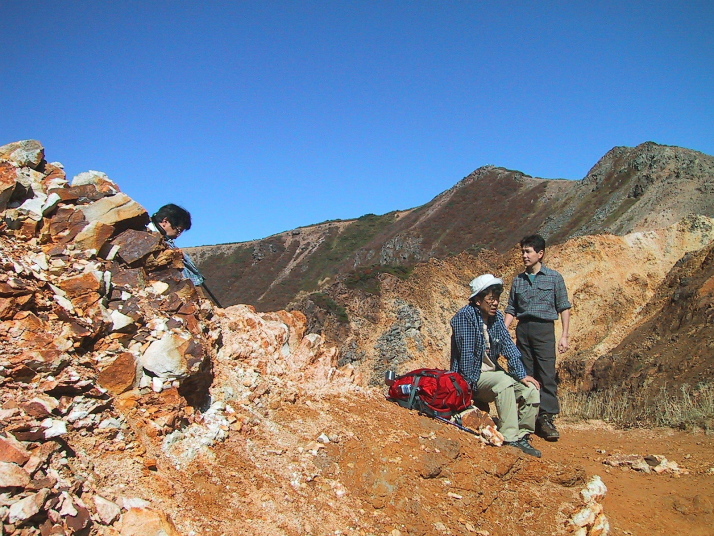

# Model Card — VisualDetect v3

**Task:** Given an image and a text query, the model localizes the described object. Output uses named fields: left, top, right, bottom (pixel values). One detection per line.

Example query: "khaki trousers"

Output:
left=474, top=371, right=540, bottom=442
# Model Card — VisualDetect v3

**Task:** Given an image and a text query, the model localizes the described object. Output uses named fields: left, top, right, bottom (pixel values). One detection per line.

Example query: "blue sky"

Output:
left=2, top=1, right=712, bottom=247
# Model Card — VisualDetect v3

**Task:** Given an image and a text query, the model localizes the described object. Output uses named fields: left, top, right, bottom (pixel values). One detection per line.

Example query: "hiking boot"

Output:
left=536, top=414, right=560, bottom=441
left=505, top=437, right=542, bottom=458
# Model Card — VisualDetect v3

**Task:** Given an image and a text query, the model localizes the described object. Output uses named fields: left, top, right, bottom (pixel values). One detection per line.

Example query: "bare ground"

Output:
left=102, top=393, right=714, bottom=536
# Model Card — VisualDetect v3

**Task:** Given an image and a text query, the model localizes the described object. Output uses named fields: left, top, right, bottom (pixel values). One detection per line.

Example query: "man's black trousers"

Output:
left=515, top=318, right=559, bottom=415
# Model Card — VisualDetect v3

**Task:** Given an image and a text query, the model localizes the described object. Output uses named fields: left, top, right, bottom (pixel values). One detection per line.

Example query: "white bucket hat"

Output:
left=469, top=274, right=504, bottom=299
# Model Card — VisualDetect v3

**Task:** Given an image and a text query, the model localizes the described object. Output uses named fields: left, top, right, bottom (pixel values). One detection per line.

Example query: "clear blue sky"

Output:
left=2, top=1, right=712, bottom=247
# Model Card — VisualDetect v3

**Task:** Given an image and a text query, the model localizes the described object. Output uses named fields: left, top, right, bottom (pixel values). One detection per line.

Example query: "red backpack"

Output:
left=387, top=369, right=472, bottom=418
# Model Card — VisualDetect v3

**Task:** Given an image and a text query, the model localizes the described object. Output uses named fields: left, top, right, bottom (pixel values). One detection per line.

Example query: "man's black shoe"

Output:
left=536, top=414, right=560, bottom=441
left=505, top=437, right=542, bottom=458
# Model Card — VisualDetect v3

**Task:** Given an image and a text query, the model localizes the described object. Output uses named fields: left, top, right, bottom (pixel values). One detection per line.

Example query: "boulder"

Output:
left=94, top=495, right=122, bottom=525
left=0, top=434, right=32, bottom=464
left=0, top=139, right=45, bottom=169
left=57, top=270, right=103, bottom=298
left=98, top=352, right=138, bottom=395
left=74, top=220, right=116, bottom=252
left=140, top=332, right=193, bottom=380
left=111, top=229, right=163, bottom=265
left=0, top=461, right=31, bottom=488
left=77, top=192, right=148, bottom=230
left=8, top=488, right=50, bottom=524
left=72, top=170, right=121, bottom=194
left=0, top=160, right=18, bottom=210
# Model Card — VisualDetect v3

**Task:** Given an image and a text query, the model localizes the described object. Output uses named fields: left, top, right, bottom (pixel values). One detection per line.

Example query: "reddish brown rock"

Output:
left=20, top=396, right=58, bottom=419
left=42, top=162, right=66, bottom=184
left=0, top=434, right=32, bottom=465
left=72, top=170, right=121, bottom=195
left=8, top=488, right=50, bottom=524
left=18, top=349, right=69, bottom=375
left=144, top=248, right=184, bottom=272
left=0, top=293, right=33, bottom=319
left=461, top=407, right=498, bottom=430
left=0, top=461, right=31, bottom=488
left=17, top=218, right=41, bottom=239
left=98, top=352, right=138, bottom=395
left=23, top=441, right=60, bottom=475
left=0, top=160, right=18, bottom=211
left=64, top=499, right=92, bottom=532
left=109, top=265, right=146, bottom=289
left=57, top=271, right=103, bottom=298
left=111, top=229, right=162, bottom=265
left=48, top=206, right=88, bottom=243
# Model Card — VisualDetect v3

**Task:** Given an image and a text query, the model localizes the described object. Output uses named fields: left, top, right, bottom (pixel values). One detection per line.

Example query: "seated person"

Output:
left=450, top=274, right=542, bottom=457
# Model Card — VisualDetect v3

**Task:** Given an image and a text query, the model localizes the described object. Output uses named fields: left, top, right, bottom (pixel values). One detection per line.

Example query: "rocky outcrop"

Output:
left=0, top=140, right=356, bottom=535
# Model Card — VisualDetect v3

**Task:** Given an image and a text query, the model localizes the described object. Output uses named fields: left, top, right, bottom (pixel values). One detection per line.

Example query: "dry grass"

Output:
left=560, top=383, right=714, bottom=430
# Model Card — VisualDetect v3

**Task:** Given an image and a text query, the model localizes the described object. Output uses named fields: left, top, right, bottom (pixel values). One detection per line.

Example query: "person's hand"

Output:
left=558, top=335, right=570, bottom=353
left=521, top=376, right=540, bottom=390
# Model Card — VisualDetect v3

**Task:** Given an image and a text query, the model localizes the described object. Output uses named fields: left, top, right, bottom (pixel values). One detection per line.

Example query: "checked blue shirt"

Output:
left=505, top=265, right=571, bottom=321
left=450, top=305, right=527, bottom=391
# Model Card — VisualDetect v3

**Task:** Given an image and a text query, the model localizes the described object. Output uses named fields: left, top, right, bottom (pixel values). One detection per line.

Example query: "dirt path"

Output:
left=539, top=421, right=714, bottom=536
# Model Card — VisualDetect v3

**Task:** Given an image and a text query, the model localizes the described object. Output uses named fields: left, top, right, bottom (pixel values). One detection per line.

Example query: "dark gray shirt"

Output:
left=505, top=265, right=571, bottom=321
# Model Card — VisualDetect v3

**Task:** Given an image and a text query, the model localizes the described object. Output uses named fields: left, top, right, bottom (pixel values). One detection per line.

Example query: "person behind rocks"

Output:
left=148, top=203, right=205, bottom=287
left=450, top=274, right=542, bottom=457
left=504, top=234, right=571, bottom=442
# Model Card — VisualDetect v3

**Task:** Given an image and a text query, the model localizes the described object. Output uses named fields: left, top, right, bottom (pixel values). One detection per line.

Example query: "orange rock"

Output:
left=460, top=407, right=498, bottom=430
left=98, top=353, right=138, bottom=395
left=119, top=507, right=181, bottom=536
left=0, top=435, right=31, bottom=465
left=58, top=271, right=103, bottom=298
left=115, top=390, right=141, bottom=411
left=0, top=294, right=33, bottom=320
left=0, top=161, right=18, bottom=211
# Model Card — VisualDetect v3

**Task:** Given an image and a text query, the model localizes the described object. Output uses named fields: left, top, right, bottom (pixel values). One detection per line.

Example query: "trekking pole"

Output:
left=200, top=282, right=223, bottom=308
left=433, top=415, right=480, bottom=437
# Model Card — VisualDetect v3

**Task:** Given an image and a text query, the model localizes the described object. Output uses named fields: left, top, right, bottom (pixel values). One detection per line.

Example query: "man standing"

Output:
left=505, top=234, right=571, bottom=442
left=451, top=274, right=542, bottom=457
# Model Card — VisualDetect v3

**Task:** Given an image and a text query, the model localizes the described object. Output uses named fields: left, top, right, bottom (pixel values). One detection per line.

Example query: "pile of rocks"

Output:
left=603, top=453, right=689, bottom=474
left=567, top=475, right=610, bottom=536
left=0, top=140, right=218, bottom=534
left=0, top=139, right=356, bottom=535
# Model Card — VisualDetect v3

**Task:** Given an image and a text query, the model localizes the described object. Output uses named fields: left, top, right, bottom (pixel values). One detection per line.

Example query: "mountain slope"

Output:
left=188, top=142, right=714, bottom=311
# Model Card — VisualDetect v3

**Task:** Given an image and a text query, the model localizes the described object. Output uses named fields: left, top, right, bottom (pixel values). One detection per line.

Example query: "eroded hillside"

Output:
left=188, top=142, right=714, bottom=312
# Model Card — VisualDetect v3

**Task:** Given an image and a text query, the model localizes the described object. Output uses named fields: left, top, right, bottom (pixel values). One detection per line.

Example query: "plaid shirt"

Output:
left=450, top=305, right=527, bottom=391
left=505, top=265, right=571, bottom=321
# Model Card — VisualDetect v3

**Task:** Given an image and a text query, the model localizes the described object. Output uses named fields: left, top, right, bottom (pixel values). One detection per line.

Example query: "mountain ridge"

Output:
left=188, top=141, right=714, bottom=312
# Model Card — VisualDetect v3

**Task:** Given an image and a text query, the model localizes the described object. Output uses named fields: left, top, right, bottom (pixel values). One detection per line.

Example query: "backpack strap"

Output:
left=406, top=374, right=423, bottom=410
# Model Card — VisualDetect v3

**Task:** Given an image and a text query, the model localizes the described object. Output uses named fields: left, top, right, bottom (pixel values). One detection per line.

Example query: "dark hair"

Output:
left=520, top=234, right=545, bottom=253
left=469, top=284, right=504, bottom=304
left=153, top=204, right=192, bottom=231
